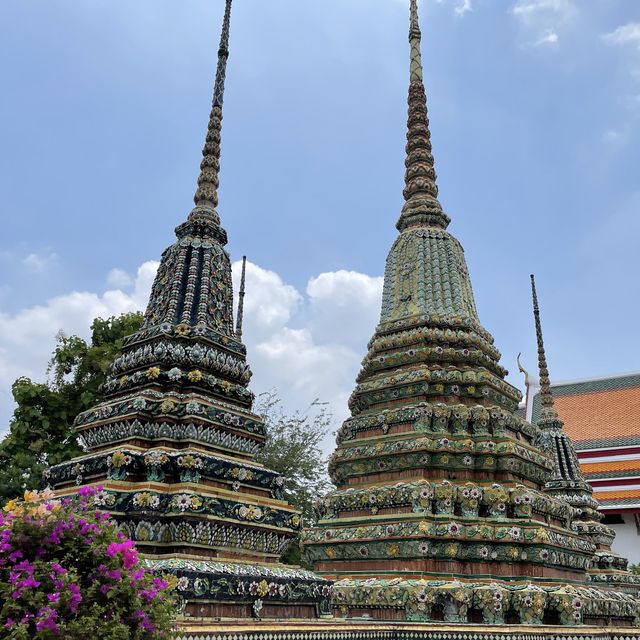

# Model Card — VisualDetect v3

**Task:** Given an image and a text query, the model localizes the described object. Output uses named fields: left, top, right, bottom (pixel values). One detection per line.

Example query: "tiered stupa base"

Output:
left=51, top=451, right=332, bottom=620
left=327, top=579, right=639, bottom=626
left=143, top=557, right=332, bottom=620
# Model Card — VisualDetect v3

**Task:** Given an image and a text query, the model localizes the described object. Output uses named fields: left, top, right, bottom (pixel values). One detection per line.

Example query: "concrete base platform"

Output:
left=175, top=619, right=640, bottom=640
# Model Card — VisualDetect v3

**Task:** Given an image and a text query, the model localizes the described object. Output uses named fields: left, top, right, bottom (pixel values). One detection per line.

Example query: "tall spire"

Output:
left=531, top=274, right=588, bottom=485
left=398, top=0, right=450, bottom=231
left=193, top=0, right=233, bottom=211
left=45, top=1, right=333, bottom=620
left=530, top=274, right=561, bottom=423
left=236, top=255, right=247, bottom=339
left=530, top=277, right=632, bottom=576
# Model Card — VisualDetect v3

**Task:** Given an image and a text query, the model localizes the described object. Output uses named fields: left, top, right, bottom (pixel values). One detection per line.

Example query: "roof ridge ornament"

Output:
left=397, top=0, right=451, bottom=232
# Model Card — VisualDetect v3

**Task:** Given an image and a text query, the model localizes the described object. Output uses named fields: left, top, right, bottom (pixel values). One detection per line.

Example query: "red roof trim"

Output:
left=578, top=446, right=640, bottom=459
left=590, top=477, right=640, bottom=487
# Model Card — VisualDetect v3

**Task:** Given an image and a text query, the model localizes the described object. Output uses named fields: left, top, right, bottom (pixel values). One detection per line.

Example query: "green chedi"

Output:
left=302, top=0, right=639, bottom=626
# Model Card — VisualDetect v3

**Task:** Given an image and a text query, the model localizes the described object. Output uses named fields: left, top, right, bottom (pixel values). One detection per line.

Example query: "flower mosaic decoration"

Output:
left=106, top=451, right=132, bottom=480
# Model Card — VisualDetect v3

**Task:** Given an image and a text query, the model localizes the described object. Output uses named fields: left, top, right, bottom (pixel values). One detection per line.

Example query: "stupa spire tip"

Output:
left=398, top=0, right=450, bottom=231
left=193, top=0, right=233, bottom=211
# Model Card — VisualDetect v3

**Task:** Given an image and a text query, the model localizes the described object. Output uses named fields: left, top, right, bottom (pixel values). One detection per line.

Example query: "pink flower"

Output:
left=106, top=539, right=134, bottom=556
left=19, top=575, right=41, bottom=589
left=13, top=560, right=34, bottom=573
left=139, top=588, right=158, bottom=601
left=132, top=609, right=155, bottom=633
left=152, top=578, right=168, bottom=590
left=35, top=606, right=58, bottom=633
left=122, top=550, right=138, bottom=568
left=68, top=583, right=82, bottom=613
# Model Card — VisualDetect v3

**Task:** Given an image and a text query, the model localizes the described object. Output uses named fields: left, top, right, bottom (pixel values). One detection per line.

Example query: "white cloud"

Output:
left=252, top=327, right=358, bottom=430
left=603, top=22, right=640, bottom=49
left=0, top=261, right=158, bottom=434
left=396, top=0, right=473, bottom=18
left=231, top=262, right=382, bottom=431
left=512, top=0, right=575, bottom=46
left=602, top=129, right=622, bottom=145
left=535, top=30, right=558, bottom=46
left=21, top=250, right=58, bottom=273
left=602, top=22, right=640, bottom=111
left=512, top=0, right=573, bottom=21
left=306, top=270, right=383, bottom=347
left=454, top=0, right=472, bottom=17
left=231, top=261, right=301, bottom=341
left=435, top=0, right=473, bottom=18
left=106, top=267, right=134, bottom=289
left=1, top=259, right=383, bottom=451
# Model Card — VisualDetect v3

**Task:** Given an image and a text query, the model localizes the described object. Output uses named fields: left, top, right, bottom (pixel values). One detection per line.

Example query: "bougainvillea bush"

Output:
left=0, top=488, right=175, bottom=639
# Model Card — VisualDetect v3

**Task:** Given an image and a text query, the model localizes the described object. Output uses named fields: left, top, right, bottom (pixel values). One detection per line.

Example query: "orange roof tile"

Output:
left=591, top=487, right=640, bottom=505
left=553, top=386, right=640, bottom=444
left=581, top=459, right=640, bottom=476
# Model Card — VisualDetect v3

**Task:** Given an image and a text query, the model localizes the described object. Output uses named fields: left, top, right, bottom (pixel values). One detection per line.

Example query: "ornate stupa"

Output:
left=45, top=0, right=331, bottom=620
left=302, top=0, right=639, bottom=626
left=530, top=275, right=639, bottom=593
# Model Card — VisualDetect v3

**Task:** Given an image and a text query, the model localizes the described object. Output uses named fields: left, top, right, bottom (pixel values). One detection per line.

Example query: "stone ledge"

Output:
left=175, top=619, right=640, bottom=639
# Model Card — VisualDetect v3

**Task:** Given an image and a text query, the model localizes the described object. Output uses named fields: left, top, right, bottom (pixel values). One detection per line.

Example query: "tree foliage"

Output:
left=0, top=314, right=144, bottom=504
left=255, top=391, right=332, bottom=566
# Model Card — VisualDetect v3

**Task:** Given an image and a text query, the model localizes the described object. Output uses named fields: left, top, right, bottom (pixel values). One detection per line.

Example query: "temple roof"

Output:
left=531, top=373, right=640, bottom=514
left=581, top=459, right=640, bottom=478
left=532, top=373, right=640, bottom=450
left=591, top=488, right=640, bottom=509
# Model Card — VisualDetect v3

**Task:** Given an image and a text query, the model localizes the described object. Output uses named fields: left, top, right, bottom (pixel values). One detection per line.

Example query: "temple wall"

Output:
left=610, top=514, right=640, bottom=564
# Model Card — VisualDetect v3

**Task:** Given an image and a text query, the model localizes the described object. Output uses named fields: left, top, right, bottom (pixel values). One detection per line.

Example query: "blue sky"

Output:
left=0, top=0, right=639, bottom=439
